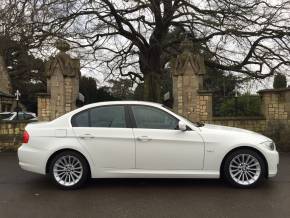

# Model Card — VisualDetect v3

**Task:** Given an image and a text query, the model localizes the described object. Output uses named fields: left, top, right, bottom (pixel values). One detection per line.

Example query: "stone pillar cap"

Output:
left=258, top=88, right=290, bottom=93
left=55, top=40, right=70, bottom=52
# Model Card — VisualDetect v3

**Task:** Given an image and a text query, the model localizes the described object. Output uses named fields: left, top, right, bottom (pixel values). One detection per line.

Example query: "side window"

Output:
left=90, top=106, right=126, bottom=128
left=71, top=110, right=89, bottom=127
left=131, top=105, right=178, bottom=130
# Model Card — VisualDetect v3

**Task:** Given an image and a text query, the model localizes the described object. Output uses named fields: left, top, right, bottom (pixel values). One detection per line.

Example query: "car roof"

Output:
left=52, top=100, right=171, bottom=126
left=81, top=100, right=162, bottom=110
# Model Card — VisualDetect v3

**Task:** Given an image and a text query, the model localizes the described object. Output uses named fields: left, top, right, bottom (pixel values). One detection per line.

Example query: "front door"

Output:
left=72, top=105, right=135, bottom=169
left=130, top=105, right=204, bottom=170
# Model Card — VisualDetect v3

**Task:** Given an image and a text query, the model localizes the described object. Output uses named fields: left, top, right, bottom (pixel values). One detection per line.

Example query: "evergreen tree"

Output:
left=273, top=73, right=287, bottom=89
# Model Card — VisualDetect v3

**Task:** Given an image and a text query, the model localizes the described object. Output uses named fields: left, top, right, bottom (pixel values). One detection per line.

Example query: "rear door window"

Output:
left=71, top=110, right=89, bottom=127
left=71, top=105, right=127, bottom=128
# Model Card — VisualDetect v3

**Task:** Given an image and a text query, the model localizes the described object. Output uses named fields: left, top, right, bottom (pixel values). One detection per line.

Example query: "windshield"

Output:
left=0, top=113, right=13, bottom=120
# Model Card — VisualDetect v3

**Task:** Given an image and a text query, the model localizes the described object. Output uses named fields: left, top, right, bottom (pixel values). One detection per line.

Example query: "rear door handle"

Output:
left=136, top=136, right=152, bottom=142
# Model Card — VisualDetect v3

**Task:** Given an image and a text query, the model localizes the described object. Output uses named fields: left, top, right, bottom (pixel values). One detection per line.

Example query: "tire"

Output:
left=48, top=151, right=89, bottom=190
left=222, top=149, right=266, bottom=188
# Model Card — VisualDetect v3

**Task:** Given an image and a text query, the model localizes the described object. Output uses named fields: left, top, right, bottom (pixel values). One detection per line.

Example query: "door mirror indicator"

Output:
left=178, top=121, right=187, bottom=131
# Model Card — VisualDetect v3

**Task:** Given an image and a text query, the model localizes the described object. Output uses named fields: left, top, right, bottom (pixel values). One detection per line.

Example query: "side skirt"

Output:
left=91, top=169, right=220, bottom=179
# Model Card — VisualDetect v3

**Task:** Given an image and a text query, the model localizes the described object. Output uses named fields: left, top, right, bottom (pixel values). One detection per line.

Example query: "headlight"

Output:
left=261, top=141, right=276, bottom=151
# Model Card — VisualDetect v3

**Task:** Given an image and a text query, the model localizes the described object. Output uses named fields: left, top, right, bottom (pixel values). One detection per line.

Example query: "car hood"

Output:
left=200, top=123, right=271, bottom=143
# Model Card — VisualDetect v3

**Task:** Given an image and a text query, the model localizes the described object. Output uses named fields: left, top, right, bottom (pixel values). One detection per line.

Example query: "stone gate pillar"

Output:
left=38, top=40, right=80, bottom=121
left=171, top=39, right=212, bottom=122
left=258, top=88, right=290, bottom=150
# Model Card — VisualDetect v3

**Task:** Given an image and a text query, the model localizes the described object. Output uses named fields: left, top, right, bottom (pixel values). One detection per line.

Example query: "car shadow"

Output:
left=84, top=178, right=229, bottom=190
left=25, top=176, right=224, bottom=190
left=23, top=175, right=274, bottom=192
left=81, top=178, right=275, bottom=194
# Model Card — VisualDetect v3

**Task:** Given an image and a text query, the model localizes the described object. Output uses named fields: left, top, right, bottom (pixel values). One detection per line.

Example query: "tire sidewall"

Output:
left=49, top=151, right=89, bottom=190
left=223, top=149, right=266, bottom=188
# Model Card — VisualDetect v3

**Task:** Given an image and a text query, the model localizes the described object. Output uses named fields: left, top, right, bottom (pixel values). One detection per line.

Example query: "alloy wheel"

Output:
left=53, top=155, right=83, bottom=187
left=229, top=154, right=261, bottom=186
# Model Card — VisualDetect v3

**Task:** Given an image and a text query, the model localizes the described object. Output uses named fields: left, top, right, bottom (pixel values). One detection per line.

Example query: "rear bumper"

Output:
left=18, top=144, right=47, bottom=175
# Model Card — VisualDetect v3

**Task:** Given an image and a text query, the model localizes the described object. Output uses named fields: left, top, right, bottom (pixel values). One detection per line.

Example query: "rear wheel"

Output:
left=223, top=149, right=266, bottom=188
left=49, top=151, right=89, bottom=189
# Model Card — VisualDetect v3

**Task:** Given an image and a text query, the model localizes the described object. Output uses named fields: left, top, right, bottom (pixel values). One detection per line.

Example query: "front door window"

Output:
left=131, top=105, right=178, bottom=130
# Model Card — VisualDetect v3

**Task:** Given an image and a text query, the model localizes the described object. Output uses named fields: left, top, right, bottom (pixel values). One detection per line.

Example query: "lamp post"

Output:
left=15, top=90, right=21, bottom=120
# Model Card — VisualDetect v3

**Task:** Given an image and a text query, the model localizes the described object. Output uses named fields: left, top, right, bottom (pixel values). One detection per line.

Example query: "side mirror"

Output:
left=178, top=121, right=187, bottom=131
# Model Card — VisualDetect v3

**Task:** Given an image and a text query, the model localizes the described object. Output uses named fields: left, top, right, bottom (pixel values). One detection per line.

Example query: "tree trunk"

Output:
left=143, top=72, right=162, bottom=102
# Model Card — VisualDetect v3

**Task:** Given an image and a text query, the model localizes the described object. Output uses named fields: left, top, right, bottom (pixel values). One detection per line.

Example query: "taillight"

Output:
left=23, top=131, right=30, bottom=144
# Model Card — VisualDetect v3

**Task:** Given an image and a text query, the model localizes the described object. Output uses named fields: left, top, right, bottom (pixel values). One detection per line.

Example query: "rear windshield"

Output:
left=0, top=113, right=12, bottom=120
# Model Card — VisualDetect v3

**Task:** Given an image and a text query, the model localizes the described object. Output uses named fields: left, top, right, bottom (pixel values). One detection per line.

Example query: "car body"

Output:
left=0, top=112, right=37, bottom=121
left=18, top=101, right=279, bottom=189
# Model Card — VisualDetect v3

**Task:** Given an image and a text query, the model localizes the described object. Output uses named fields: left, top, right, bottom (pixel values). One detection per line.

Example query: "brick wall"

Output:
left=0, top=121, right=31, bottom=151
left=172, top=67, right=290, bottom=151
left=210, top=117, right=267, bottom=133
left=37, top=94, right=51, bottom=121
left=192, top=88, right=290, bottom=151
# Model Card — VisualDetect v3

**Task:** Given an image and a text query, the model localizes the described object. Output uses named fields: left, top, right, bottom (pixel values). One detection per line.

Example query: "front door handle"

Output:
left=136, top=136, right=152, bottom=142
left=80, top=133, right=95, bottom=139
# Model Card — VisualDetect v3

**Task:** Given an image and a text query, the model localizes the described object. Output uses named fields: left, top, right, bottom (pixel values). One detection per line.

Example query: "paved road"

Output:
left=0, top=152, right=290, bottom=218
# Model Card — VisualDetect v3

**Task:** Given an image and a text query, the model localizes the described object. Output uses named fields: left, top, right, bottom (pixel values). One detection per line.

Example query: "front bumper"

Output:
left=265, top=150, right=279, bottom=177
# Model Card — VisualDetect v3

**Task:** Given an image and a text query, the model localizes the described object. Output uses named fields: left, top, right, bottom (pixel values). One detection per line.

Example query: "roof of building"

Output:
left=0, top=90, right=14, bottom=98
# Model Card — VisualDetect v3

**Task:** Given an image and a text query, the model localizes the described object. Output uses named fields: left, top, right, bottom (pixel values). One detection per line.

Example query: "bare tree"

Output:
left=0, top=0, right=70, bottom=111
left=9, top=0, right=290, bottom=101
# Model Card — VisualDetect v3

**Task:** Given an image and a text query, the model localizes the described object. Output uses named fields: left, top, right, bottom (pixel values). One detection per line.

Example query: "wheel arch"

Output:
left=219, top=146, right=269, bottom=178
left=45, top=148, right=92, bottom=178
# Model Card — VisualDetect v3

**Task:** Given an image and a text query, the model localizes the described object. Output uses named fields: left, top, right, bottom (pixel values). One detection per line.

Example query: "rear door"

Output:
left=72, top=105, right=135, bottom=169
left=130, top=105, right=204, bottom=170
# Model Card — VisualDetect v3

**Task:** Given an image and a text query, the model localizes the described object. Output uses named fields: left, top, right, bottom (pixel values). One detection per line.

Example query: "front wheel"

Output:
left=223, top=149, right=266, bottom=188
left=49, top=151, right=89, bottom=189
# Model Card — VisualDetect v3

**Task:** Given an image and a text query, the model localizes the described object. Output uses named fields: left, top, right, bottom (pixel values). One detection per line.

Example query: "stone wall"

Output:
left=196, top=91, right=212, bottom=122
left=0, top=121, right=31, bottom=151
left=210, top=117, right=267, bottom=133
left=258, top=88, right=290, bottom=151
left=187, top=87, right=290, bottom=151
left=37, top=94, right=51, bottom=121
left=259, top=88, right=290, bottom=120
left=171, top=46, right=290, bottom=151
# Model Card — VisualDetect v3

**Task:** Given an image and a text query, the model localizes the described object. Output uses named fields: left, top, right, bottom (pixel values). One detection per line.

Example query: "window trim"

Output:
left=128, top=104, right=180, bottom=130
left=71, top=104, right=130, bottom=128
left=127, top=105, right=137, bottom=128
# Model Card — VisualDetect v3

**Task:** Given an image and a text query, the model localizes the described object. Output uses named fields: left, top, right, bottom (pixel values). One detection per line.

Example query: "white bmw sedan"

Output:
left=18, top=101, right=279, bottom=189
